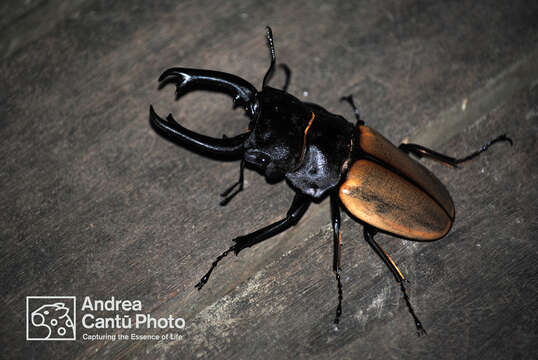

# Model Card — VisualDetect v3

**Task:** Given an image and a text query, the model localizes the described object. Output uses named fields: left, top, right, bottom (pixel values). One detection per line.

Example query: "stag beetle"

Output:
left=149, top=27, right=511, bottom=334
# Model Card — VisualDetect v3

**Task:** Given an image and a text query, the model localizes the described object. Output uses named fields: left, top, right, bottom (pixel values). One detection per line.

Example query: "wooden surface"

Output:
left=1, top=1, right=537, bottom=359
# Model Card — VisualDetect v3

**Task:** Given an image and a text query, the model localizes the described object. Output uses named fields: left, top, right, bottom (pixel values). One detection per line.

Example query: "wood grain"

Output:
left=1, top=1, right=537, bottom=359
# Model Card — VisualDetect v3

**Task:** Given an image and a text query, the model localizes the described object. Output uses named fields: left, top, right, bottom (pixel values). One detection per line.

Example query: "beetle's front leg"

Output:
left=220, top=159, right=245, bottom=206
left=195, top=193, right=310, bottom=290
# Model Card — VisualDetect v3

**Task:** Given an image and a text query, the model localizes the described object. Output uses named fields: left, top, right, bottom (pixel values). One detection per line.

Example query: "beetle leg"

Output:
left=233, top=193, right=310, bottom=253
left=149, top=106, right=249, bottom=157
left=220, top=159, right=246, bottom=206
left=364, top=226, right=427, bottom=336
left=330, top=195, right=343, bottom=272
left=330, top=194, right=343, bottom=324
left=399, top=134, right=512, bottom=167
left=340, top=95, right=365, bottom=125
left=194, top=244, right=237, bottom=291
left=195, top=194, right=310, bottom=290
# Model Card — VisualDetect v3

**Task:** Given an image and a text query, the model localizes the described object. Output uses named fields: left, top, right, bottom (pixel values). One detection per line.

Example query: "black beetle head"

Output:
left=244, top=87, right=311, bottom=182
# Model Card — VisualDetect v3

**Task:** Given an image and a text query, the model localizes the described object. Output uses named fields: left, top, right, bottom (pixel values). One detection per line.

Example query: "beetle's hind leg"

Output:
left=364, top=226, right=427, bottom=336
left=399, top=134, right=512, bottom=167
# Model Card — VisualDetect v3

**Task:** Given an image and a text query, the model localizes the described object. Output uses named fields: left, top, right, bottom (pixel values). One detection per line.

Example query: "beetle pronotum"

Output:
left=150, top=27, right=511, bottom=334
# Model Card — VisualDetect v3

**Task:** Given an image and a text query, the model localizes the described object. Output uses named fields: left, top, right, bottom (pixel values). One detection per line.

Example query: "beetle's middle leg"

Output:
left=363, top=226, right=427, bottom=336
left=195, top=194, right=310, bottom=290
left=330, top=194, right=344, bottom=324
left=340, top=94, right=365, bottom=126
left=399, top=134, right=512, bottom=167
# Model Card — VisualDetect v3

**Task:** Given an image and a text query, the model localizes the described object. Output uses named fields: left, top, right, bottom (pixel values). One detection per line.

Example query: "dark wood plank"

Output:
left=1, top=1, right=536, bottom=359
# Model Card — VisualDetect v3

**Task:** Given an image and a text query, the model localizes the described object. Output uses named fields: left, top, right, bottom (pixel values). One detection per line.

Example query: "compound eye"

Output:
left=256, top=152, right=271, bottom=166
left=245, top=150, right=271, bottom=169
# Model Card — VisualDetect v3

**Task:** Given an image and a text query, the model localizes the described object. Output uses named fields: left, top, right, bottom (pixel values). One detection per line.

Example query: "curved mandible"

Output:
left=159, top=68, right=259, bottom=117
left=149, top=105, right=249, bottom=157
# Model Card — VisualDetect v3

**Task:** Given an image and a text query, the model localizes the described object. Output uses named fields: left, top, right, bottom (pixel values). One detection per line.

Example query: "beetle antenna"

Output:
left=195, top=244, right=236, bottom=290
left=262, top=26, right=276, bottom=88
left=279, top=63, right=291, bottom=92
